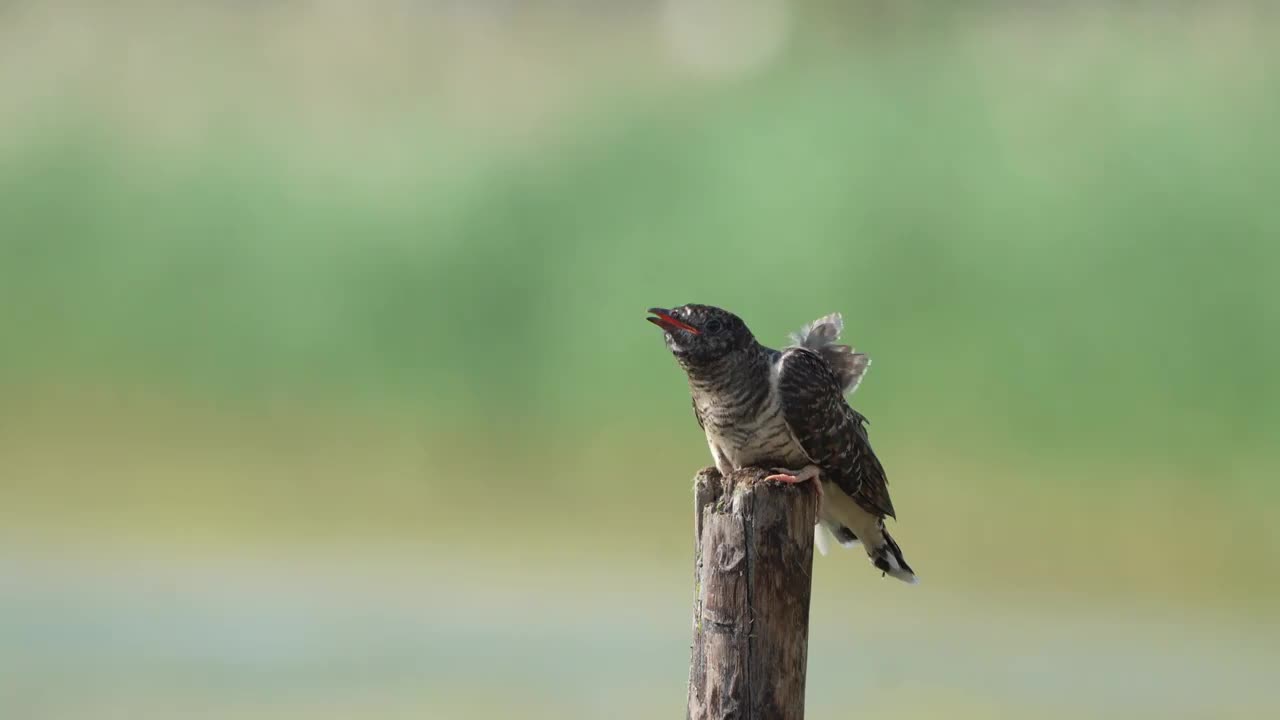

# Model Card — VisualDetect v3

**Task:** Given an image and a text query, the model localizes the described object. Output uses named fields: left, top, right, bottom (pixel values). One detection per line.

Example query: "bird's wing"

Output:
left=777, top=347, right=896, bottom=519
left=788, top=312, right=845, bottom=348
left=786, top=312, right=871, bottom=395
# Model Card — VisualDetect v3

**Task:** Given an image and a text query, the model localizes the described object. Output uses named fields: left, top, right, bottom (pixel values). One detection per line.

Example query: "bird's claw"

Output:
left=763, top=465, right=819, bottom=484
left=762, top=466, right=824, bottom=506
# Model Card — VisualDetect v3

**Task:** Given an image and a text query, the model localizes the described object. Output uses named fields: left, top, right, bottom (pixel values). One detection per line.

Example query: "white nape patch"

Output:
left=814, top=525, right=830, bottom=556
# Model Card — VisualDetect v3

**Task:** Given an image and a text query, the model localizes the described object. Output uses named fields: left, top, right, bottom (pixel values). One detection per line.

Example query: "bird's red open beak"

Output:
left=647, top=308, right=700, bottom=335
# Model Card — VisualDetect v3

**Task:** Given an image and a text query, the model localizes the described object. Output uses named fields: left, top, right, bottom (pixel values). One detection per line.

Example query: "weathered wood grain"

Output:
left=688, top=466, right=818, bottom=720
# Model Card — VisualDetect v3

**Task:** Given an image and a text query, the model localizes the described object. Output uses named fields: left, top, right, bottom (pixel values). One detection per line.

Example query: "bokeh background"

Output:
left=3, top=2, right=1279, bottom=718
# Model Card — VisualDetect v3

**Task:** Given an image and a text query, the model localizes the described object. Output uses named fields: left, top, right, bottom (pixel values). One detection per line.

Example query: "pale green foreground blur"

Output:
left=2, top=2, right=1279, bottom=719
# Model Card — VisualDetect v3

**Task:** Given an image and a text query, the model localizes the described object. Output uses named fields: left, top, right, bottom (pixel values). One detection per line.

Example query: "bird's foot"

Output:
left=763, top=465, right=823, bottom=502
left=764, top=464, right=820, bottom=484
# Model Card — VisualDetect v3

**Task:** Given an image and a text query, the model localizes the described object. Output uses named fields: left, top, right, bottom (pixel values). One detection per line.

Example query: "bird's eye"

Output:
left=705, top=319, right=723, bottom=333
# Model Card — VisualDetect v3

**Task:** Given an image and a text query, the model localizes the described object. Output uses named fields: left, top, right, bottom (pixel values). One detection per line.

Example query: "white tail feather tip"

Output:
left=814, top=525, right=830, bottom=556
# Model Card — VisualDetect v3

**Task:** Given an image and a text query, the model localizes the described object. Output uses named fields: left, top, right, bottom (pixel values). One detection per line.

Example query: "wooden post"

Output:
left=687, top=466, right=818, bottom=720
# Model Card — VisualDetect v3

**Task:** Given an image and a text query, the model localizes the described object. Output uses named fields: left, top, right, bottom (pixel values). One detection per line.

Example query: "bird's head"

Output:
left=646, top=304, right=756, bottom=366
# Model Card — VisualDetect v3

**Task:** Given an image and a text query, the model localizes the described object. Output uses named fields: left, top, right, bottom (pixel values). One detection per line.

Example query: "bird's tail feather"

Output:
left=814, top=525, right=830, bottom=556
left=816, top=482, right=916, bottom=584
left=814, top=521, right=861, bottom=556
left=870, top=530, right=918, bottom=584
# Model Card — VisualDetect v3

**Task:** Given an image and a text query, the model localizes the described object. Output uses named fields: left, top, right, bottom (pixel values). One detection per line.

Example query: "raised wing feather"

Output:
left=787, top=312, right=871, bottom=395
left=777, top=347, right=896, bottom=519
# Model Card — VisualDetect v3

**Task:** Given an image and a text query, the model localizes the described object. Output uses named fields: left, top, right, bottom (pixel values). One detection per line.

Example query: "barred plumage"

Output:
left=648, top=304, right=917, bottom=584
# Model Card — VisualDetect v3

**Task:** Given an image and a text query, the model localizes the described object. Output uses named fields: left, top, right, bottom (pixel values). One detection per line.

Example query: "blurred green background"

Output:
left=2, top=2, right=1279, bottom=718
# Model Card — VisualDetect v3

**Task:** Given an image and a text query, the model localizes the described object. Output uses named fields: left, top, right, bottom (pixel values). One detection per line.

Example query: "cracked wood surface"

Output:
left=687, top=467, right=818, bottom=720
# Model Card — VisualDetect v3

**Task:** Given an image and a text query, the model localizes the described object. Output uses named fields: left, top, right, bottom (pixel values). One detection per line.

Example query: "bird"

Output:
left=646, top=304, right=917, bottom=583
